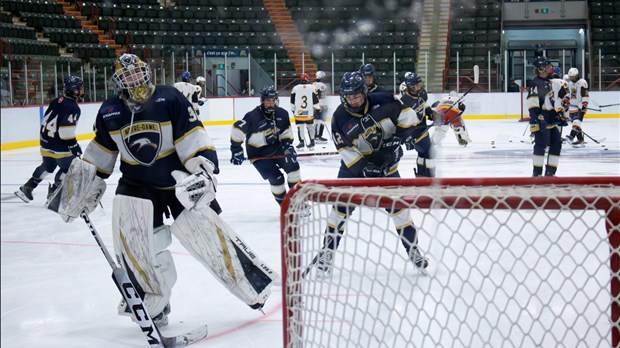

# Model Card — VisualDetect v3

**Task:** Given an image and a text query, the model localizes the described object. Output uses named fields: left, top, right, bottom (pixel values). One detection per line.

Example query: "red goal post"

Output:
left=281, top=177, right=620, bottom=348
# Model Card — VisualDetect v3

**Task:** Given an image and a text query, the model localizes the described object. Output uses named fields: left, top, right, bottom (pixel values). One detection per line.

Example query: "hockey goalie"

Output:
left=45, top=54, right=279, bottom=329
left=431, top=91, right=471, bottom=146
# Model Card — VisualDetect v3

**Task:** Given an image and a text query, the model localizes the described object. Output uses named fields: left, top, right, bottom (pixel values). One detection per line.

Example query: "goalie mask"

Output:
left=260, top=85, right=278, bottom=116
left=340, top=71, right=367, bottom=114
left=112, top=53, right=154, bottom=112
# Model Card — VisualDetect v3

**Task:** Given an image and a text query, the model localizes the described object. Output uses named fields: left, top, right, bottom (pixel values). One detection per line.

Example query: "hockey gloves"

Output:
left=581, top=102, right=588, bottom=112
left=282, top=143, right=297, bottom=163
left=172, top=156, right=218, bottom=212
left=68, top=142, right=82, bottom=158
left=381, top=136, right=403, bottom=166
left=230, top=149, right=246, bottom=165
left=362, top=164, right=388, bottom=178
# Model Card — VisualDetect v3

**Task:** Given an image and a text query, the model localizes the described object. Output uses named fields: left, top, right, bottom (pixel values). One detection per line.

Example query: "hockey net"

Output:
left=281, top=177, right=620, bottom=348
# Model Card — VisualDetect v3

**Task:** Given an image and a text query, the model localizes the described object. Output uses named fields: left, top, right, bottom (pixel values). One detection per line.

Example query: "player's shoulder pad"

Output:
left=579, top=79, right=588, bottom=88
left=368, top=91, right=399, bottom=107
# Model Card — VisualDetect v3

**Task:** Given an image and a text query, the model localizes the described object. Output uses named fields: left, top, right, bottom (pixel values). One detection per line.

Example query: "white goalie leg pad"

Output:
left=171, top=207, right=279, bottom=308
left=452, top=125, right=472, bottom=145
left=112, top=195, right=177, bottom=316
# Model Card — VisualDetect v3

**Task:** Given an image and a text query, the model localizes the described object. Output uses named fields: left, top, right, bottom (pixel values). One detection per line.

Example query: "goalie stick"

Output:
left=80, top=212, right=208, bottom=348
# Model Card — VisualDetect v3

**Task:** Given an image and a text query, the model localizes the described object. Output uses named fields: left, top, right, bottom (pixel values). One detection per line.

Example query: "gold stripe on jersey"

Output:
left=397, top=107, right=421, bottom=128
left=83, top=139, right=118, bottom=175
left=174, top=126, right=214, bottom=163
left=339, top=146, right=364, bottom=169
left=40, top=148, right=73, bottom=159
left=247, top=131, right=269, bottom=148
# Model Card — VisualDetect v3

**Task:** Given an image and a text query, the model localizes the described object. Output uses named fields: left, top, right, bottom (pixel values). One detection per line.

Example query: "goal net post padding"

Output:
left=281, top=177, right=620, bottom=348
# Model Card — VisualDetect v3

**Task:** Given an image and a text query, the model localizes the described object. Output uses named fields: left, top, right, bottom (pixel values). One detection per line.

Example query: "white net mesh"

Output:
left=281, top=177, right=620, bottom=348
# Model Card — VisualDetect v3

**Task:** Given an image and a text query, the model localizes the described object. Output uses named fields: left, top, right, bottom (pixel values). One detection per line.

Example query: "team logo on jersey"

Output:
left=120, top=121, right=161, bottom=166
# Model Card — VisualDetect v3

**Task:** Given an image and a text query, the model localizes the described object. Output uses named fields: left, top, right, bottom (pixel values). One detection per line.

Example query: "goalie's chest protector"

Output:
left=97, top=86, right=201, bottom=188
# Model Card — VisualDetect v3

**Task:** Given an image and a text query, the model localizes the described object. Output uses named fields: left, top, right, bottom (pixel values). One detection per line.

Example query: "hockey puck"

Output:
left=604, top=148, right=609, bottom=151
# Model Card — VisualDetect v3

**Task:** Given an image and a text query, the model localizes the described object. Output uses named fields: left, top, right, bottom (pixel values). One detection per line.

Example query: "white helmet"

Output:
left=563, top=74, right=569, bottom=82
left=568, top=68, right=579, bottom=82
left=196, top=76, right=205, bottom=84
left=448, top=90, right=459, bottom=98
left=568, top=68, right=579, bottom=78
left=316, top=71, right=326, bottom=80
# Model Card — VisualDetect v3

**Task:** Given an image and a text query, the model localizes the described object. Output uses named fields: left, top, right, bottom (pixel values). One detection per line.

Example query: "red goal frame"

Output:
left=280, top=176, right=620, bottom=347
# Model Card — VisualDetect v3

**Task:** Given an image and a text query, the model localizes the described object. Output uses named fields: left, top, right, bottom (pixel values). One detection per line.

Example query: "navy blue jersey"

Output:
left=40, top=96, right=81, bottom=157
left=527, top=76, right=557, bottom=125
left=230, top=106, right=294, bottom=159
left=331, top=93, right=420, bottom=176
left=368, top=83, right=389, bottom=94
left=400, top=89, right=434, bottom=128
left=82, top=85, right=219, bottom=189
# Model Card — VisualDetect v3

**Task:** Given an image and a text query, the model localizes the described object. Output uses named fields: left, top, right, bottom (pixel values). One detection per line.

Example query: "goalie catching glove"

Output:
left=45, top=159, right=106, bottom=222
left=172, top=156, right=218, bottom=212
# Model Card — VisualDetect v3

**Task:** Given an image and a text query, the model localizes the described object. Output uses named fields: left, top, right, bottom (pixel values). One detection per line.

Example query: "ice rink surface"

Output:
left=2, top=118, right=619, bottom=347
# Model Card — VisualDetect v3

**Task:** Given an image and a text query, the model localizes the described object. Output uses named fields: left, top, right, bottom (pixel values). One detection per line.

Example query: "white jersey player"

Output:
left=565, top=68, right=590, bottom=146
left=431, top=91, right=471, bottom=146
left=174, top=71, right=203, bottom=115
left=550, top=76, right=571, bottom=133
left=290, top=73, right=320, bottom=150
left=312, top=71, right=329, bottom=143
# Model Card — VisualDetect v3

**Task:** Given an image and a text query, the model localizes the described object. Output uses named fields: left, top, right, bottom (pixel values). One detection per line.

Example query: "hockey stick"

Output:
left=251, top=151, right=339, bottom=161
left=569, top=104, right=601, bottom=112
left=580, top=130, right=606, bottom=144
left=598, top=103, right=620, bottom=108
left=454, top=65, right=480, bottom=105
left=80, top=212, right=208, bottom=348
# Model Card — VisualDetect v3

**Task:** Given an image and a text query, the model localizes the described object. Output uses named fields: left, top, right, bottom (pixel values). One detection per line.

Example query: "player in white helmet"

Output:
left=565, top=68, right=590, bottom=147
left=291, top=73, right=320, bottom=151
left=174, top=71, right=203, bottom=115
left=313, top=71, right=329, bottom=143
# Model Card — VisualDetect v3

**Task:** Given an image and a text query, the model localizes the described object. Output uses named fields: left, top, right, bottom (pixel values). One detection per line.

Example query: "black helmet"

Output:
left=532, top=56, right=550, bottom=71
left=340, top=71, right=367, bottom=112
left=404, top=72, right=423, bottom=88
left=63, top=75, right=84, bottom=100
left=260, top=85, right=278, bottom=114
left=359, top=63, right=375, bottom=77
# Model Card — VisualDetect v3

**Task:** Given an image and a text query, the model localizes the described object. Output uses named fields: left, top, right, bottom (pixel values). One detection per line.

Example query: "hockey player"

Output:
left=431, top=91, right=470, bottom=147
left=359, top=63, right=388, bottom=94
left=291, top=73, right=320, bottom=150
left=46, top=54, right=279, bottom=327
left=174, top=71, right=203, bottom=115
left=399, top=72, right=437, bottom=177
left=313, top=70, right=329, bottom=144
left=14, top=75, right=84, bottom=203
left=565, top=67, right=590, bottom=147
left=230, top=85, right=303, bottom=207
left=310, top=71, right=429, bottom=276
left=527, top=56, right=565, bottom=177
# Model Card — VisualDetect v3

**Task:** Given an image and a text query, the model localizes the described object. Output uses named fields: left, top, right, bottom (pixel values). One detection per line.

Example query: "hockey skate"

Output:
left=409, top=246, right=429, bottom=271
left=119, top=300, right=170, bottom=327
left=307, top=140, right=315, bottom=151
left=315, top=136, right=328, bottom=144
left=572, top=136, right=585, bottom=148
left=296, top=142, right=305, bottom=151
left=47, top=183, right=59, bottom=201
left=14, top=185, right=33, bottom=203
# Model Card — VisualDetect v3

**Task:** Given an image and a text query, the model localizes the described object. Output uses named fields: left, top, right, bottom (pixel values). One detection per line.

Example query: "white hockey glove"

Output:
left=45, top=159, right=106, bottom=223
left=172, top=156, right=218, bottom=211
